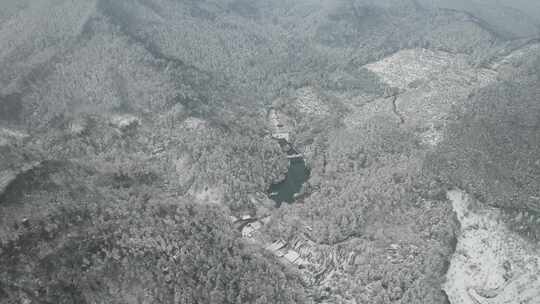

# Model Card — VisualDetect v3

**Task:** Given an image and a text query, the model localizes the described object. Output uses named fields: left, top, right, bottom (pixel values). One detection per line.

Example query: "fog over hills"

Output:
left=419, top=0, right=540, bottom=38
left=0, top=1, right=539, bottom=303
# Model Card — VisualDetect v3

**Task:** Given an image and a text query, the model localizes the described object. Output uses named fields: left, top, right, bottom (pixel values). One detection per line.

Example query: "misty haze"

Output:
left=0, top=0, right=539, bottom=303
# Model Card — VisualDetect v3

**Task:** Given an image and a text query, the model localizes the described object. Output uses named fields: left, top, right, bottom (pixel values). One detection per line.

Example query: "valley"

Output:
left=0, top=1, right=539, bottom=303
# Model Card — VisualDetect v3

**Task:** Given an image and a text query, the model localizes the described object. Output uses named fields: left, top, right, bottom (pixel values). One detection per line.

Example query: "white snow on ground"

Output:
left=189, top=186, right=224, bottom=205
left=361, top=49, right=497, bottom=129
left=294, top=87, right=330, bottom=117
left=0, top=127, right=29, bottom=146
left=364, top=48, right=496, bottom=90
left=110, top=114, right=140, bottom=130
left=344, top=48, right=498, bottom=148
left=0, top=170, right=16, bottom=194
left=491, top=43, right=540, bottom=70
left=444, top=190, right=540, bottom=304
left=420, top=123, right=444, bottom=147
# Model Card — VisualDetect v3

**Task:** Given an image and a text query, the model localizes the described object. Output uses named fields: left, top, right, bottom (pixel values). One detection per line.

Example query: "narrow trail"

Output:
left=390, top=95, right=405, bottom=124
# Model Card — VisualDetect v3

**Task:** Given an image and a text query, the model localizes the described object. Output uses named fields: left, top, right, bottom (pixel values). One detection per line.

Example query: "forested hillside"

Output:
left=0, top=0, right=539, bottom=303
left=428, top=50, right=540, bottom=241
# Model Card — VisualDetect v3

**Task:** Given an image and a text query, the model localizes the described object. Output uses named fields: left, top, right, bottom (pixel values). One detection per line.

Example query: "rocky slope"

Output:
left=445, top=190, right=540, bottom=304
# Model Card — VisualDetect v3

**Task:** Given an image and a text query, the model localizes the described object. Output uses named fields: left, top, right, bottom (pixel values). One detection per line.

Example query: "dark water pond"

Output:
left=268, top=144, right=310, bottom=206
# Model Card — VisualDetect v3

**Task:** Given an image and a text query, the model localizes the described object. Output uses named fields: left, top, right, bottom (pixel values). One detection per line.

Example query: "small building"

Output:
left=284, top=250, right=300, bottom=264
left=110, top=114, right=140, bottom=131
left=242, top=225, right=255, bottom=238
left=388, top=244, right=401, bottom=251
left=241, top=221, right=263, bottom=238
left=249, top=221, right=263, bottom=231
left=287, top=153, right=303, bottom=159
left=272, top=132, right=290, bottom=142
left=275, top=248, right=287, bottom=257
left=266, top=240, right=287, bottom=252
left=240, top=214, right=253, bottom=221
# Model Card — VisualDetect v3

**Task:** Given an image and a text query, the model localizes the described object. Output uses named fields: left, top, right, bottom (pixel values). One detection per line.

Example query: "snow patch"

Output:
left=110, top=114, right=140, bottom=130
left=420, top=123, right=444, bottom=147
left=294, top=87, right=330, bottom=116
left=444, top=190, right=540, bottom=304
left=182, top=117, right=207, bottom=130
left=364, top=48, right=496, bottom=89
left=189, top=186, right=224, bottom=205
left=0, top=127, right=29, bottom=146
